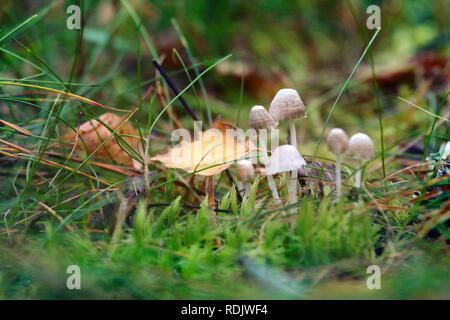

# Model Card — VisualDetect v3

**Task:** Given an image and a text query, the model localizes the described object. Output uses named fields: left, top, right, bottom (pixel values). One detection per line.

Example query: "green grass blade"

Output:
left=308, top=27, right=381, bottom=186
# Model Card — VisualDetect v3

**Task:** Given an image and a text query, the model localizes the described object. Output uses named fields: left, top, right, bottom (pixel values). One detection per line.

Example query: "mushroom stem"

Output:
left=287, top=171, right=297, bottom=213
left=290, top=168, right=298, bottom=209
left=266, top=173, right=280, bottom=202
left=207, top=176, right=215, bottom=207
left=237, top=181, right=245, bottom=197
left=260, top=134, right=280, bottom=202
left=289, top=119, right=298, bottom=210
left=237, top=181, right=250, bottom=197
left=355, top=160, right=362, bottom=188
left=289, top=119, right=297, bottom=147
left=336, top=153, right=342, bottom=198
left=244, top=182, right=250, bottom=197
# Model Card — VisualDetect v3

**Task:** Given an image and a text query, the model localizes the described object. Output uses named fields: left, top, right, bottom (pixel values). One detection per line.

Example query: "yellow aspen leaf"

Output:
left=151, top=124, right=256, bottom=176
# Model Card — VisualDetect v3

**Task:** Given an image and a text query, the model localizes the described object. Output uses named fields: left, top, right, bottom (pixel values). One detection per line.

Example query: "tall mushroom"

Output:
left=266, top=145, right=306, bottom=212
left=236, top=160, right=255, bottom=197
left=347, top=133, right=374, bottom=188
left=269, top=89, right=307, bottom=203
left=326, top=128, right=349, bottom=198
left=248, top=105, right=280, bottom=202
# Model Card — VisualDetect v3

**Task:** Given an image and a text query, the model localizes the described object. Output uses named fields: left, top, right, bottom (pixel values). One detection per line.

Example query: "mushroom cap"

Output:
left=269, top=88, right=306, bottom=122
left=266, top=144, right=306, bottom=175
left=326, top=128, right=349, bottom=155
left=248, top=105, right=278, bottom=130
left=236, top=160, right=255, bottom=182
left=348, top=133, right=374, bottom=159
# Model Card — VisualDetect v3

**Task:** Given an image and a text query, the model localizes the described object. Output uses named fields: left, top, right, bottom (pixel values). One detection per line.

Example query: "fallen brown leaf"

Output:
left=61, top=113, right=143, bottom=169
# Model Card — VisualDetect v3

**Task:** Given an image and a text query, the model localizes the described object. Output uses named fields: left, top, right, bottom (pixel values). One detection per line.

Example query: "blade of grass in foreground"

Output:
left=16, top=108, right=140, bottom=225
left=148, top=54, right=232, bottom=135
left=236, top=64, right=246, bottom=127
left=0, top=0, right=57, bottom=45
left=120, top=0, right=158, bottom=59
left=346, top=0, right=386, bottom=180
left=0, top=82, right=128, bottom=112
left=67, top=0, right=85, bottom=92
left=0, top=14, right=37, bottom=44
left=308, top=27, right=381, bottom=187
left=172, top=18, right=212, bottom=125
left=172, top=48, right=203, bottom=120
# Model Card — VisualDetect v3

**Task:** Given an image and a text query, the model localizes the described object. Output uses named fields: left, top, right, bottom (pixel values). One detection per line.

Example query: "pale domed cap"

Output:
left=269, top=88, right=306, bottom=122
left=249, top=105, right=278, bottom=130
left=266, top=145, right=306, bottom=175
left=326, top=128, right=349, bottom=155
left=236, top=160, right=255, bottom=182
left=348, top=133, right=374, bottom=159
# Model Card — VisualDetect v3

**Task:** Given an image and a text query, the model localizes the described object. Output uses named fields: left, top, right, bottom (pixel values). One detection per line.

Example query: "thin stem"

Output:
left=287, top=171, right=297, bottom=214
left=237, top=181, right=244, bottom=197
left=244, top=182, right=250, bottom=198
left=336, top=153, right=342, bottom=198
left=260, top=133, right=280, bottom=202
left=355, top=159, right=362, bottom=188
left=152, top=60, right=199, bottom=121
left=289, top=119, right=297, bottom=147
left=207, top=176, right=215, bottom=208
left=267, top=175, right=280, bottom=202
left=289, top=120, right=298, bottom=211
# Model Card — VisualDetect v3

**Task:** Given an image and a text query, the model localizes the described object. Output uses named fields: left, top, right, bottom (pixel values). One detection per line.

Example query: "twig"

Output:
left=398, top=96, right=449, bottom=121
left=37, top=201, right=76, bottom=232
left=152, top=60, right=199, bottom=121
left=0, top=149, right=112, bottom=186
left=0, top=119, right=32, bottom=136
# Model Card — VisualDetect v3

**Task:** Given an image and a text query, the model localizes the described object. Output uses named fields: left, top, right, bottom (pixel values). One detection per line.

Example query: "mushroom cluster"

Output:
left=240, top=88, right=307, bottom=210
left=326, top=129, right=374, bottom=196
left=238, top=88, right=375, bottom=210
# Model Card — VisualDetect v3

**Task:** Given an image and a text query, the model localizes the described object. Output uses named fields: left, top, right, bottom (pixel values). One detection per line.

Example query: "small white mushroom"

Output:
left=249, top=105, right=280, bottom=202
left=266, top=145, right=306, bottom=212
left=347, top=133, right=374, bottom=188
left=269, top=88, right=306, bottom=148
left=326, top=128, right=349, bottom=198
left=269, top=89, right=307, bottom=202
left=236, top=160, right=255, bottom=197
left=249, top=105, right=278, bottom=130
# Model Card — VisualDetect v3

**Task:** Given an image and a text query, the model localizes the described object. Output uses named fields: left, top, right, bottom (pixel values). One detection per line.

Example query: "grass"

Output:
left=0, top=0, right=449, bottom=299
